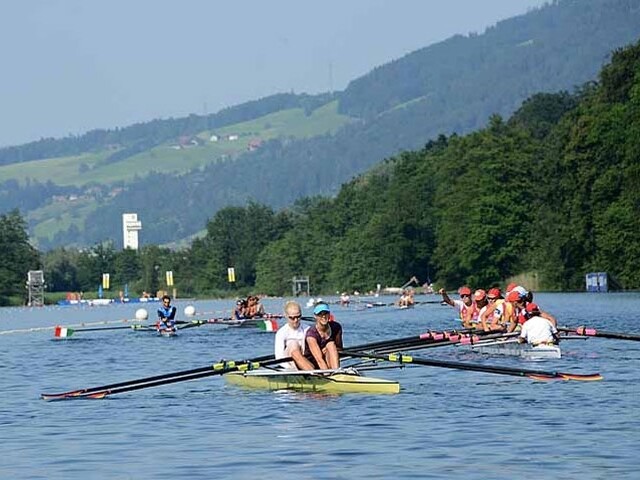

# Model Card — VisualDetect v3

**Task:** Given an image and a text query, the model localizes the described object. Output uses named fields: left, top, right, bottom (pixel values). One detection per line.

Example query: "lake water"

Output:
left=1, top=293, right=639, bottom=479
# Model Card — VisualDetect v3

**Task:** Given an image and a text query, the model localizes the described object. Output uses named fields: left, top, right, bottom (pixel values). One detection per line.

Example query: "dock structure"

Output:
left=27, top=270, right=45, bottom=307
left=292, top=276, right=310, bottom=297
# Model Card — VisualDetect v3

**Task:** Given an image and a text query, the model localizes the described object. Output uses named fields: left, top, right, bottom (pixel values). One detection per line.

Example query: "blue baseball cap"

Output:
left=313, top=303, right=330, bottom=315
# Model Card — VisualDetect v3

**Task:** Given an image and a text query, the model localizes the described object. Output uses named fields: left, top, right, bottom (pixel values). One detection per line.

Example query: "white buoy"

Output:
left=306, top=298, right=315, bottom=308
left=184, top=305, right=196, bottom=317
left=135, top=308, right=149, bottom=320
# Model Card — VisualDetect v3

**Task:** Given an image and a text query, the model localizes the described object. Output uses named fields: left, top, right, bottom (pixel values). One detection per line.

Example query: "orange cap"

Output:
left=487, top=287, right=502, bottom=299
left=473, top=289, right=486, bottom=301
left=458, top=286, right=472, bottom=296
left=506, top=290, right=524, bottom=302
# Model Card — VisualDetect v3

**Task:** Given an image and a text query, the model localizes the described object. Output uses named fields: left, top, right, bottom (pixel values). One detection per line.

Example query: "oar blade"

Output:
left=53, top=325, right=75, bottom=338
left=41, top=390, right=82, bottom=401
left=559, top=372, right=603, bottom=382
left=257, top=319, right=279, bottom=332
left=525, top=373, right=561, bottom=381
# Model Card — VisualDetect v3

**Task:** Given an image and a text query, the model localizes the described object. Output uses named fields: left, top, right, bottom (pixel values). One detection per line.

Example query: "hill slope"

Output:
left=2, top=0, right=640, bottom=249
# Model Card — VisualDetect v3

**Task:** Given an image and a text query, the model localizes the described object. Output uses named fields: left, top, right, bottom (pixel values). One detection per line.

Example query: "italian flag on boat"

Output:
left=54, top=326, right=74, bottom=338
left=258, top=319, right=278, bottom=332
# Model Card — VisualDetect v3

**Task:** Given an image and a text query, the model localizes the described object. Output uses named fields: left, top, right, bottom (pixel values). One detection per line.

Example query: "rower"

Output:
left=506, top=289, right=557, bottom=328
left=232, top=298, right=248, bottom=320
left=274, top=301, right=313, bottom=370
left=396, top=289, right=415, bottom=308
left=439, top=285, right=476, bottom=327
left=246, top=295, right=266, bottom=318
left=304, top=302, right=343, bottom=370
left=339, top=292, right=351, bottom=306
left=469, top=289, right=488, bottom=329
left=156, top=294, right=177, bottom=334
left=518, top=303, right=559, bottom=346
left=480, top=288, right=516, bottom=332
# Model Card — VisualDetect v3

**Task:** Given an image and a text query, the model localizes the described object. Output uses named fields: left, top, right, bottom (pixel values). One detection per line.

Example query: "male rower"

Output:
left=439, top=286, right=476, bottom=327
left=274, top=301, right=313, bottom=370
left=518, top=303, right=559, bottom=346
left=305, top=302, right=343, bottom=370
left=157, top=294, right=177, bottom=334
left=506, top=288, right=557, bottom=328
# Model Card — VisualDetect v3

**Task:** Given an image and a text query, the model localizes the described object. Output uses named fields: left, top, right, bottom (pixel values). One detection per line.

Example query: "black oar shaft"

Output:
left=41, top=353, right=276, bottom=400
left=341, top=350, right=602, bottom=381
left=72, top=325, right=149, bottom=332
left=559, top=326, right=640, bottom=341
left=82, top=357, right=292, bottom=398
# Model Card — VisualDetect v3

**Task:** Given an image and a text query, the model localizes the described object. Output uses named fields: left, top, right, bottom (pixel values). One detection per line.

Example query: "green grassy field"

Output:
left=30, top=196, right=99, bottom=244
left=0, top=101, right=351, bottom=187
left=10, top=100, right=351, bottom=246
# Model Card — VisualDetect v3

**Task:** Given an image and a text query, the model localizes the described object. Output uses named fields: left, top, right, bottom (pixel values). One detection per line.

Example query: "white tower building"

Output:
left=122, top=213, right=142, bottom=250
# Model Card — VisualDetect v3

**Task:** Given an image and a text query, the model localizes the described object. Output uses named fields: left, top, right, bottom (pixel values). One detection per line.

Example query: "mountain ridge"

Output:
left=2, top=0, right=640, bottom=249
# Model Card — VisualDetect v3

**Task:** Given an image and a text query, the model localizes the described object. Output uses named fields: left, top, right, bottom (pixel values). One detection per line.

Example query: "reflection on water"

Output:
left=1, top=293, right=639, bottom=479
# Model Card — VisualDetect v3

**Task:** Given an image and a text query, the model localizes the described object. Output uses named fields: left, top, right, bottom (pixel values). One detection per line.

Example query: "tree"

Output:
left=0, top=210, right=40, bottom=304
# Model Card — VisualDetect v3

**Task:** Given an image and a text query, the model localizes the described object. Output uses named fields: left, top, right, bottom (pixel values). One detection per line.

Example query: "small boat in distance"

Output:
left=224, top=368, right=400, bottom=394
left=57, top=296, right=160, bottom=306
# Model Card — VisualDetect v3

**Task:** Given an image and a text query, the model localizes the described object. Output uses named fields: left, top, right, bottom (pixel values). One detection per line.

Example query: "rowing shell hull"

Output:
left=224, top=371, right=400, bottom=394
left=472, top=342, right=561, bottom=359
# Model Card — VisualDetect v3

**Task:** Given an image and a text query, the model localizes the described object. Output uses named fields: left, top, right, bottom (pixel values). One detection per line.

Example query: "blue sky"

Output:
left=0, top=0, right=548, bottom=147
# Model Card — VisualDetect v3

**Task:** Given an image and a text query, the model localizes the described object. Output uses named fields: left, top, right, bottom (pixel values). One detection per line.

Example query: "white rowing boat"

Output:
left=470, top=339, right=561, bottom=360
left=224, top=368, right=400, bottom=394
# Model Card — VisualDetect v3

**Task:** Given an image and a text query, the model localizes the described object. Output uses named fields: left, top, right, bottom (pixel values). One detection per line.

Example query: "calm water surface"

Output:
left=1, top=293, right=638, bottom=479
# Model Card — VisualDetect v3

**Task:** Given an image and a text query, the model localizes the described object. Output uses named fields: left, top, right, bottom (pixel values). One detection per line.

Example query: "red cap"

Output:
left=487, top=287, right=501, bottom=299
left=458, top=286, right=472, bottom=296
left=506, top=283, right=518, bottom=293
left=525, top=303, right=540, bottom=314
left=506, top=291, right=524, bottom=302
left=473, top=289, right=486, bottom=301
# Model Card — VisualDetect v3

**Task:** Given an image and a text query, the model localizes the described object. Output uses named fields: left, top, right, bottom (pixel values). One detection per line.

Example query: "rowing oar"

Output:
left=40, top=353, right=288, bottom=401
left=53, top=320, right=208, bottom=337
left=53, top=324, right=153, bottom=338
left=558, top=326, right=640, bottom=341
left=345, top=328, right=511, bottom=355
left=341, top=350, right=603, bottom=382
left=38, top=328, right=519, bottom=401
left=372, top=331, right=520, bottom=355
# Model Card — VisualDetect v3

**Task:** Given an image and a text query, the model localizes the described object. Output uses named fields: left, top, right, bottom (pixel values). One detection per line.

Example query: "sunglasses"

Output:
left=288, top=314, right=302, bottom=320
left=460, top=294, right=470, bottom=298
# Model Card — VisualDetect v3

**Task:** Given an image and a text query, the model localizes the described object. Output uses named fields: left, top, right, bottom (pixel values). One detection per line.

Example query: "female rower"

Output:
left=304, top=303, right=343, bottom=370
left=480, top=288, right=516, bottom=332
left=246, top=295, right=266, bottom=318
left=233, top=298, right=248, bottom=320
left=506, top=288, right=557, bottom=327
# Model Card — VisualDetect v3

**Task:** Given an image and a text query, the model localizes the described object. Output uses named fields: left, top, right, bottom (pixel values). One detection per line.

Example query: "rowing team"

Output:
left=439, top=283, right=558, bottom=347
left=232, top=295, right=266, bottom=320
left=275, top=301, right=344, bottom=371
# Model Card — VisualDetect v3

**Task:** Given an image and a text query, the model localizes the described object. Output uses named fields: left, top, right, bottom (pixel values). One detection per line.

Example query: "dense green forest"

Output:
left=2, top=39, right=638, bottom=305
left=2, top=0, right=639, bottom=250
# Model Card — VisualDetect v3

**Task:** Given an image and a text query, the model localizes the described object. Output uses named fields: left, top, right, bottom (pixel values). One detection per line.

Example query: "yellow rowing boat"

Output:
left=224, top=368, right=400, bottom=394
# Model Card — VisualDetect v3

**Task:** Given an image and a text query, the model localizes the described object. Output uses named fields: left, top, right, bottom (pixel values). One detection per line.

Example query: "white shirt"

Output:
left=519, top=315, right=558, bottom=345
left=274, top=323, right=309, bottom=359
